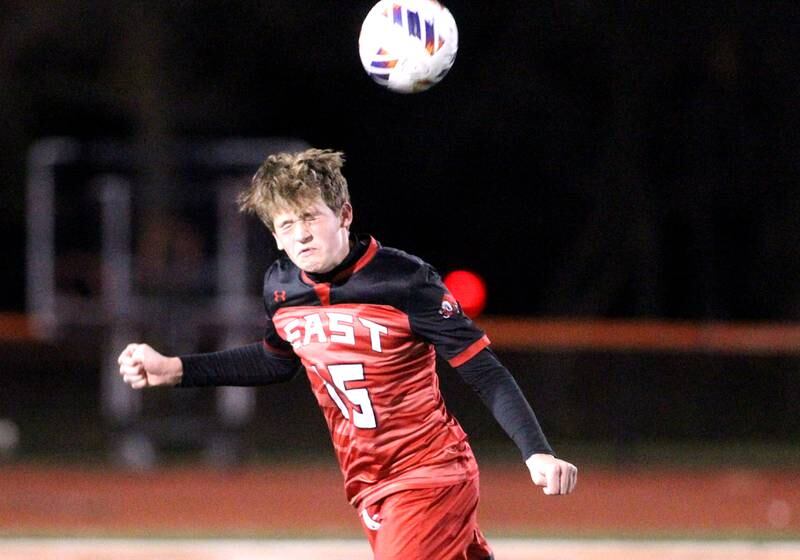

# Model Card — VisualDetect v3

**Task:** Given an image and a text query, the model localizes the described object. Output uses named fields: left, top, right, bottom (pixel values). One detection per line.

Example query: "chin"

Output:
left=298, top=260, right=326, bottom=274
left=307, top=264, right=332, bottom=274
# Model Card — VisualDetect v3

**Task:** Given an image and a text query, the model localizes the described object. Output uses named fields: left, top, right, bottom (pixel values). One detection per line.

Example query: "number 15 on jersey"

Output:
left=310, top=364, right=377, bottom=429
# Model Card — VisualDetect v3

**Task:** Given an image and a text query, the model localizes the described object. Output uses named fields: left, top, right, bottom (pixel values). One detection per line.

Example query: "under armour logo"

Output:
left=273, top=290, right=287, bottom=302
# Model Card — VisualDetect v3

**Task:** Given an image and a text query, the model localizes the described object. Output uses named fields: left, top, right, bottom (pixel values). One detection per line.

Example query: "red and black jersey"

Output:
left=262, top=235, right=490, bottom=508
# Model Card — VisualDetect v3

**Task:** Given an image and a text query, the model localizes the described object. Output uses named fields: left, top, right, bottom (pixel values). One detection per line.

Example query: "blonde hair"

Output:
left=238, top=148, right=350, bottom=232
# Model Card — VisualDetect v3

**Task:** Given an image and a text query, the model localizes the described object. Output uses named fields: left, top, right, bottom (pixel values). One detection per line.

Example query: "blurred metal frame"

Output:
left=25, top=137, right=309, bottom=467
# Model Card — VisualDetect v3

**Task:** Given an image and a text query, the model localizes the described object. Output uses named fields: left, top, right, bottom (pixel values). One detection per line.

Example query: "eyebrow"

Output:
left=275, top=206, right=319, bottom=228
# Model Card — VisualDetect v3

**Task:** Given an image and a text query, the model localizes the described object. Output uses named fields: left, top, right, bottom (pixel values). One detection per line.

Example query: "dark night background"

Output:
left=2, top=0, right=799, bottom=319
left=1, top=1, right=800, bottom=461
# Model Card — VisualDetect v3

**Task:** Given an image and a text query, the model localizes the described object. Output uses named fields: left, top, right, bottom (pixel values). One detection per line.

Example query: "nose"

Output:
left=293, top=220, right=312, bottom=242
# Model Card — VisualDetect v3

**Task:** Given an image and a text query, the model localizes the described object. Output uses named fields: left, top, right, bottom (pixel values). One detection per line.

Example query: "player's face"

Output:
left=271, top=199, right=353, bottom=274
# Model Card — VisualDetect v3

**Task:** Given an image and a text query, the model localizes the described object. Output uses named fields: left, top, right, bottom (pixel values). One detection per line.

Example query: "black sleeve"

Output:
left=178, top=342, right=300, bottom=387
left=455, top=347, right=554, bottom=459
left=407, top=263, right=487, bottom=363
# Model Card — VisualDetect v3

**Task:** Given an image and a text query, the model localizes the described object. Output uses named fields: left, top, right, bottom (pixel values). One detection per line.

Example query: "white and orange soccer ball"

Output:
left=358, top=0, right=458, bottom=93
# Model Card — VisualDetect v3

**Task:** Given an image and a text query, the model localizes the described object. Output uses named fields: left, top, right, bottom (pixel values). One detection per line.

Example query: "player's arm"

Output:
left=406, top=262, right=577, bottom=495
left=117, top=342, right=299, bottom=389
left=455, top=348, right=577, bottom=495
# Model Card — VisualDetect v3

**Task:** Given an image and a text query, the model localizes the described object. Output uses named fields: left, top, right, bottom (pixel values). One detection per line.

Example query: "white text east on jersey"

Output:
left=283, top=311, right=389, bottom=352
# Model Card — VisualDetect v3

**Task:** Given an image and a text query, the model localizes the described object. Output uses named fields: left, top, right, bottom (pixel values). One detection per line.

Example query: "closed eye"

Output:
left=302, top=213, right=320, bottom=224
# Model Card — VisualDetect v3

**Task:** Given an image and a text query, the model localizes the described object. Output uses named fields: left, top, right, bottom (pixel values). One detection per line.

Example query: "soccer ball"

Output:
left=358, top=0, right=458, bottom=94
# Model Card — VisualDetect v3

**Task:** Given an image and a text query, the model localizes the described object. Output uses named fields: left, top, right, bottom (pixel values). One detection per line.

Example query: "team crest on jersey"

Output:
left=439, top=293, right=462, bottom=319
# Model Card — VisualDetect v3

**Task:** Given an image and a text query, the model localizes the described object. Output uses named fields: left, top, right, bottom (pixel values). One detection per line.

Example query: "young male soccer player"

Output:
left=118, top=148, right=577, bottom=559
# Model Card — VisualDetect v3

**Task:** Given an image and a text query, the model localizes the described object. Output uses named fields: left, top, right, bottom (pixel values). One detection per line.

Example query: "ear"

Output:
left=340, top=202, right=353, bottom=229
left=272, top=231, right=284, bottom=251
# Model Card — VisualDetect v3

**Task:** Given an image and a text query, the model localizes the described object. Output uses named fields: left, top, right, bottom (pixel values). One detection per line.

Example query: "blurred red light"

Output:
left=443, top=270, right=487, bottom=318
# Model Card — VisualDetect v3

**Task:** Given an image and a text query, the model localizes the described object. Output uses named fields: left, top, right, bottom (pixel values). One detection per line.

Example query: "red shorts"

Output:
left=358, top=477, right=493, bottom=560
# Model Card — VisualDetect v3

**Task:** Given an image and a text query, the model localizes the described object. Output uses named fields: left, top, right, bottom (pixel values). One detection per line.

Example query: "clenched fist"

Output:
left=526, top=453, right=578, bottom=495
left=117, top=343, right=183, bottom=389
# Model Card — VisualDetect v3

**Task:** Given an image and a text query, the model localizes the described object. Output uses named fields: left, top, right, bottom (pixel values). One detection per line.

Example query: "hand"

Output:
left=117, top=343, right=183, bottom=389
left=525, top=453, right=578, bottom=495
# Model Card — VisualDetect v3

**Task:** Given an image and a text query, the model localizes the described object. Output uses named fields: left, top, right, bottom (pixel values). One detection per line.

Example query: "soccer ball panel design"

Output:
left=359, top=0, right=458, bottom=94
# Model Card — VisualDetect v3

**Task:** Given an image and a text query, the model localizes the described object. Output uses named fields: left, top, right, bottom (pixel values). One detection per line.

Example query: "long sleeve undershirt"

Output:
left=454, top=347, right=553, bottom=459
left=179, top=343, right=299, bottom=387
left=177, top=342, right=553, bottom=460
